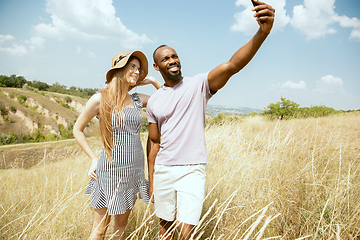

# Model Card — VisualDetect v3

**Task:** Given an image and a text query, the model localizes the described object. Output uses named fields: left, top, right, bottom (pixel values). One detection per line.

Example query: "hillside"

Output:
left=0, top=87, right=99, bottom=139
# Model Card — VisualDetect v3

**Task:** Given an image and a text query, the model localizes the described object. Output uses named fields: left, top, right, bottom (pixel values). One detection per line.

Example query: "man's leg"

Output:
left=153, top=165, right=177, bottom=239
left=176, top=164, right=207, bottom=240
left=178, top=222, right=195, bottom=240
left=159, top=219, right=176, bottom=240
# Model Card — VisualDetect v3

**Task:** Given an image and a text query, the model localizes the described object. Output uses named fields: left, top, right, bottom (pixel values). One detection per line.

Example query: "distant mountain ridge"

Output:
left=206, top=105, right=262, bottom=116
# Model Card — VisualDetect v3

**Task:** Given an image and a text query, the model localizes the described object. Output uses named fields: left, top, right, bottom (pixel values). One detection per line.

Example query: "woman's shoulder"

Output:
left=86, top=92, right=101, bottom=106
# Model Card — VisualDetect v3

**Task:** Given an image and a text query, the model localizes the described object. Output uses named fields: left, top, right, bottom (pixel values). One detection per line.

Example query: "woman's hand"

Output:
left=136, top=76, right=162, bottom=89
left=136, top=76, right=156, bottom=86
left=88, top=158, right=98, bottom=180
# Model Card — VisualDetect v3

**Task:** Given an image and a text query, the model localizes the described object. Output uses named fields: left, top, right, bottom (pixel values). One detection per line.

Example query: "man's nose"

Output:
left=169, top=57, right=176, bottom=64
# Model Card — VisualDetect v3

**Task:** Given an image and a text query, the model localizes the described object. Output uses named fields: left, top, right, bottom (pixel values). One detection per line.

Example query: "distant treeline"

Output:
left=0, top=74, right=97, bottom=98
left=206, top=96, right=358, bottom=126
left=262, top=96, right=344, bottom=120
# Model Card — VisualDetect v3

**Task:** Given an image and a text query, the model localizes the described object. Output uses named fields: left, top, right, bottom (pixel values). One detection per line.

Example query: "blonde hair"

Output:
left=98, top=59, right=135, bottom=162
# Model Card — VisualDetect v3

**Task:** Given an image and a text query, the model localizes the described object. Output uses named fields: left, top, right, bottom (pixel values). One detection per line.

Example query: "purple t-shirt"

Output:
left=146, top=73, right=214, bottom=165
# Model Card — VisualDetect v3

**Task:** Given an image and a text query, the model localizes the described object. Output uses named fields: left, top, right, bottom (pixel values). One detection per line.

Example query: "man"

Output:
left=146, top=1, right=275, bottom=239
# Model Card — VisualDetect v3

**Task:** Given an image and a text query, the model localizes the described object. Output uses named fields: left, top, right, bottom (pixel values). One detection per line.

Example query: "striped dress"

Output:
left=85, top=93, right=150, bottom=215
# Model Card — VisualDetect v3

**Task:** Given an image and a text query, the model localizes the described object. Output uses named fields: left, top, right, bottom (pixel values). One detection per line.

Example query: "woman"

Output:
left=73, top=50, right=161, bottom=240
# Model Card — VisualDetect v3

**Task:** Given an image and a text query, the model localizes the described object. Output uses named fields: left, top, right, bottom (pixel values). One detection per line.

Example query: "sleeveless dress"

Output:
left=85, top=93, right=150, bottom=215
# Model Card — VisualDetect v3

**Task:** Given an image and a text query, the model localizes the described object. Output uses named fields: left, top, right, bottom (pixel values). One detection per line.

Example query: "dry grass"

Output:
left=0, top=113, right=359, bottom=239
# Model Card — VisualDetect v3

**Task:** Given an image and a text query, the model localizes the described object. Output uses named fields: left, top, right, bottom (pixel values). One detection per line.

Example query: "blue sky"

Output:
left=0, top=0, right=359, bottom=111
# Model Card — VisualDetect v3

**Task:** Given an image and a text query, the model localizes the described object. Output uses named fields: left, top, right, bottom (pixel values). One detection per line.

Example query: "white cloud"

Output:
left=282, top=80, right=306, bottom=90
left=33, top=0, right=153, bottom=48
left=313, top=75, right=346, bottom=94
left=0, top=44, right=28, bottom=56
left=291, top=0, right=360, bottom=41
left=0, top=35, right=44, bottom=56
left=334, top=15, right=360, bottom=41
left=26, top=36, right=46, bottom=52
left=231, top=0, right=290, bottom=35
left=268, top=80, right=306, bottom=91
left=0, top=34, right=15, bottom=43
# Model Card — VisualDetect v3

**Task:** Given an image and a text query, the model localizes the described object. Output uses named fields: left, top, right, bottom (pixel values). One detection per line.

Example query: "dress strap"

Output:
left=131, top=92, right=143, bottom=108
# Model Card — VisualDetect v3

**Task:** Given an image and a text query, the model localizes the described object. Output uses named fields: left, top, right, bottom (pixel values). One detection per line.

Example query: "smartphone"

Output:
left=251, top=0, right=265, bottom=23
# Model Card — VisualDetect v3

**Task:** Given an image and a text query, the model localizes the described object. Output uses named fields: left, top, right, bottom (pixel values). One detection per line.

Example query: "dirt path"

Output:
left=0, top=138, right=101, bottom=169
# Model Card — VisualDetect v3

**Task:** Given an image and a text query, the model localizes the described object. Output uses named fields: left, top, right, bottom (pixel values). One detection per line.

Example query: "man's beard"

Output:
left=166, top=69, right=182, bottom=82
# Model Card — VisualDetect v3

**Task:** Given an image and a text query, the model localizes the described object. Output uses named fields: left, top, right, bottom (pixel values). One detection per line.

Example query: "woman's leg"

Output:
left=112, top=208, right=132, bottom=240
left=90, top=207, right=111, bottom=240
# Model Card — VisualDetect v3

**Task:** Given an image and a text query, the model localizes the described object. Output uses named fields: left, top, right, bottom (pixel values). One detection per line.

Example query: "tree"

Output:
left=264, top=96, right=300, bottom=119
left=49, top=82, right=67, bottom=93
left=32, top=80, right=49, bottom=91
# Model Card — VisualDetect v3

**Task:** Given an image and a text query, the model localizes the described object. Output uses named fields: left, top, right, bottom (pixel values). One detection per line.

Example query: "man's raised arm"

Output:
left=208, top=0, right=275, bottom=92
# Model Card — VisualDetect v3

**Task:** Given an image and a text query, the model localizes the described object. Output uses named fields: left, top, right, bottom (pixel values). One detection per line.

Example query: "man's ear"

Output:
left=153, top=63, right=159, bottom=71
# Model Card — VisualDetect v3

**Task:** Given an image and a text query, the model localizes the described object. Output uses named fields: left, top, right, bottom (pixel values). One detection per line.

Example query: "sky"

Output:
left=0, top=0, right=359, bottom=111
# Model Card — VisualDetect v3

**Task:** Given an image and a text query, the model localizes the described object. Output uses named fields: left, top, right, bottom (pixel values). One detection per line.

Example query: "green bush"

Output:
left=9, top=106, right=16, bottom=112
left=206, top=113, right=229, bottom=127
left=61, top=103, right=70, bottom=109
left=58, top=123, right=74, bottom=140
left=17, top=95, right=27, bottom=104
left=263, top=97, right=339, bottom=120
left=0, top=105, right=7, bottom=116
left=0, top=132, right=17, bottom=145
left=263, top=96, right=299, bottom=120
left=64, top=96, right=72, bottom=103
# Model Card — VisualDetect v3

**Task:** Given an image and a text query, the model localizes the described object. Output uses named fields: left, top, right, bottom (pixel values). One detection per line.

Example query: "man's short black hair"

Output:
left=153, top=45, right=168, bottom=63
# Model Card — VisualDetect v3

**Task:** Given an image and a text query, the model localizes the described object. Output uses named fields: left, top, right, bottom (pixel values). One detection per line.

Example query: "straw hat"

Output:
left=105, top=50, right=148, bottom=83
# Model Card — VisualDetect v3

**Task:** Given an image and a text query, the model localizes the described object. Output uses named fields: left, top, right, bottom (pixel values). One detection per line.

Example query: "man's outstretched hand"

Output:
left=252, top=0, right=275, bottom=34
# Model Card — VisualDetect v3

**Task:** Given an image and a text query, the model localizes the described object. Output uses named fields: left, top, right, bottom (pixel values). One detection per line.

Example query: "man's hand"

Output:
left=252, top=0, right=275, bottom=34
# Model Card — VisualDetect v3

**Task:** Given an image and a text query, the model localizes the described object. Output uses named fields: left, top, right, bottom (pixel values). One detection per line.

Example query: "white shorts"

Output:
left=153, top=164, right=206, bottom=225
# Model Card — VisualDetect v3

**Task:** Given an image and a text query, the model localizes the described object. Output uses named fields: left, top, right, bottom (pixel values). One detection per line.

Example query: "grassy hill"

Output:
left=0, top=87, right=99, bottom=142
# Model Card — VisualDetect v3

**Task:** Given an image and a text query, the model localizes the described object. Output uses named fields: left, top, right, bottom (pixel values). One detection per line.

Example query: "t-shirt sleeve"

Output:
left=146, top=101, right=157, bottom=124
left=199, top=72, right=216, bottom=101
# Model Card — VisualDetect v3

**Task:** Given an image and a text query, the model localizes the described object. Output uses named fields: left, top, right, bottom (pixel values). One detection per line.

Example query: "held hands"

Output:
left=252, top=0, right=275, bottom=34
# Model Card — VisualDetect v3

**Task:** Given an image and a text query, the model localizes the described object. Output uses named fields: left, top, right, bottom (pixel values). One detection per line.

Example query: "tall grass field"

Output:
left=1, top=113, right=359, bottom=239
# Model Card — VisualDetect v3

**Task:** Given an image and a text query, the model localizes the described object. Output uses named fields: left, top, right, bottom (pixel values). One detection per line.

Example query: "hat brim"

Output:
left=106, top=50, right=148, bottom=84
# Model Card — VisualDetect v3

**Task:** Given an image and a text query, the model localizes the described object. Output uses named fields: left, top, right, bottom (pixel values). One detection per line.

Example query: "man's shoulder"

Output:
left=147, top=87, right=165, bottom=104
left=183, top=72, right=209, bottom=87
left=185, top=72, right=208, bottom=81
